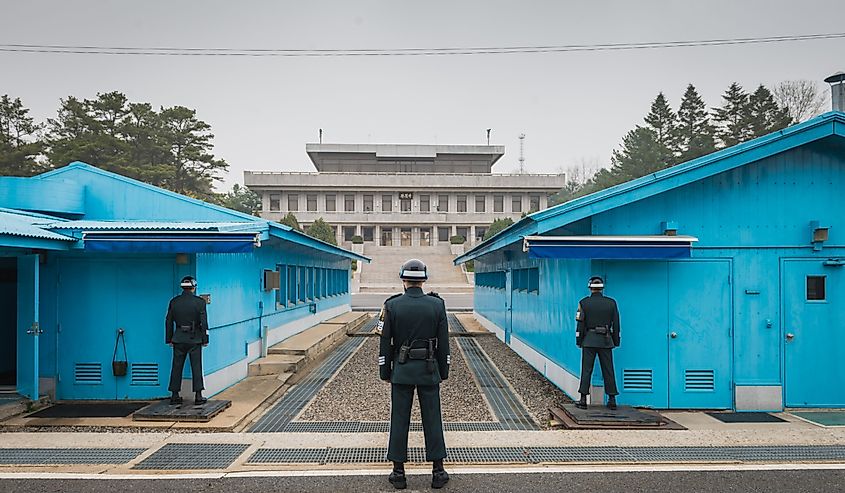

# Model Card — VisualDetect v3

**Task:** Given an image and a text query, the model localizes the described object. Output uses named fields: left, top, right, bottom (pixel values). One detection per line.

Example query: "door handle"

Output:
left=669, top=332, right=678, bottom=339
left=785, top=333, right=795, bottom=341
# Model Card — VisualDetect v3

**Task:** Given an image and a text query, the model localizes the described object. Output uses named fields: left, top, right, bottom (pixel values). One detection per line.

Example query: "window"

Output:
left=307, top=194, right=317, bottom=212
left=457, top=195, right=467, bottom=212
left=382, top=194, right=393, bottom=212
left=363, top=194, right=374, bottom=212
left=512, top=195, right=522, bottom=213
left=288, top=194, right=299, bottom=212
left=307, top=267, right=315, bottom=301
left=529, top=195, right=540, bottom=212
left=475, top=195, right=486, bottom=213
left=475, top=271, right=506, bottom=290
left=276, top=265, right=288, bottom=307
left=344, top=194, right=355, bottom=212
left=438, top=194, right=449, bottom=212
left=420, top=194, right=430, bottom=212
left=325, top=194, right=336, bottom=212
left=362, top=226, right=374, bottom=242
left=475, top=227, right=487, bottom=242
left=807, top=276, right=826, bottom=301
left=287, top=266, right=297, bottom=305
left=343, top=226, right=356, bottom=242
left=456, top=227, right=468, bottom=240
left=511, top=268, right=540, bottom=294
left=493, top=195, right=503, bottom=213
left=400, top=197, right=412, bottom=212
left=438, top=227, right=450, bottom=242
left=269, top=193, right=281, bottom=211
left=298, top=266, right=307, bottom=303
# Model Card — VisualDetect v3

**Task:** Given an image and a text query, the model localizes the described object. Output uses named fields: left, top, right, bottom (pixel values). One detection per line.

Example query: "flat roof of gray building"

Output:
left=305, top=143, right=505, bottom=173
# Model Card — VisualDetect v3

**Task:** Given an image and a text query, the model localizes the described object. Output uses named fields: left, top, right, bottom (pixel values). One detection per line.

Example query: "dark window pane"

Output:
left=807, top=276, right=826, bottom=301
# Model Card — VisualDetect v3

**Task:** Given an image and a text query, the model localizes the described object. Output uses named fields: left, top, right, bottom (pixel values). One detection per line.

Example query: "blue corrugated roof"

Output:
left=0, top=210, right=76, bottom=242
left=47, top=220, right=263, bottom=232
left=455, top=111, right=845, bottom=264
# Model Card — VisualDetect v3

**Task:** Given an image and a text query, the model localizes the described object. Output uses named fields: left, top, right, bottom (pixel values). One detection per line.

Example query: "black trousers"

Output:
left=578, top=347, right=618, bottom=396
left=388, top=383, right=447, bottom=462
left=168, top=343, right=204, bottom=393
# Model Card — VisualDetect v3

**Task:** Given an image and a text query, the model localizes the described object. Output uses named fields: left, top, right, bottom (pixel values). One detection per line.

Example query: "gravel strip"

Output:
left=298, top=337, right=494, bottom=423
left=476, top=335, right=572, bottom=429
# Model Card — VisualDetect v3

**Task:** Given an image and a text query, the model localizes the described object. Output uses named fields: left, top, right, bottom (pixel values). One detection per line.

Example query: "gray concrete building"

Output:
left=245, top=144, right=566, bottom=247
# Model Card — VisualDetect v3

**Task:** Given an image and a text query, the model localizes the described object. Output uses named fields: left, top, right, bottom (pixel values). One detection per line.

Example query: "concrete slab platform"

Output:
left=248, top=354, right=305, bottom=376
left=323, top=312, right=369, bottom=326
left=133, top=400, right=231, bottom=422
left=551, top=405, right=684, bottom=430
left=176, top=374, right=291, bottom=430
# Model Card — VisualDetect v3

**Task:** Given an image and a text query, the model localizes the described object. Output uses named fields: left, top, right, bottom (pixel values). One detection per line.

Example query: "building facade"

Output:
left=0, top=162, right=366, bottom=401
left=245, top=144, right=567, bottom=247
left=456, top=111, right=845, bottom=411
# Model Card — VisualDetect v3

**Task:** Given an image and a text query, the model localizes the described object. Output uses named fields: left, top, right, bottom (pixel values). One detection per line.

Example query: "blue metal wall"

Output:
left=474, top=140, right=845, bottom=409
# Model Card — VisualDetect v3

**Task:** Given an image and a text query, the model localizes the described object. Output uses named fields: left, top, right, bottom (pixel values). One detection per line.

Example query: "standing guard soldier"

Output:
left=575, top=276, right=621, bottom=410
left=165, top=276, right=209, bottom=405
left=379, top=259, right=450, bottom=489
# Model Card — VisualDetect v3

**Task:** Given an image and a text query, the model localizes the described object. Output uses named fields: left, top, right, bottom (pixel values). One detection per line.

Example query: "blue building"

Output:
left=0, top=162, right=368, bottom=401
left=456, top=112, right=845, bottom=411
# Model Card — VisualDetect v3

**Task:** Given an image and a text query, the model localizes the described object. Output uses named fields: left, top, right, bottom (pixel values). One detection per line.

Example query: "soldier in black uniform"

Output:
left=379, top=259, right=450, bottom=489
left=165, top=276, right=209, bottom=405
left=575, top=276, right=621, bottom=410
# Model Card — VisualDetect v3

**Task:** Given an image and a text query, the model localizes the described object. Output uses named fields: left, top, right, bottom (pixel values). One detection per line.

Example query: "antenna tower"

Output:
left=518, top=133, right=526, bottom=174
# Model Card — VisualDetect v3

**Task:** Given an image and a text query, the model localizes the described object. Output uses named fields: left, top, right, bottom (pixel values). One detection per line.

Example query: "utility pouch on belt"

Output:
left=397, top=344, right=410, bottom=364
left=178, top=321, right=196, bottom=335
left=592, top=325, right=609, bottom=335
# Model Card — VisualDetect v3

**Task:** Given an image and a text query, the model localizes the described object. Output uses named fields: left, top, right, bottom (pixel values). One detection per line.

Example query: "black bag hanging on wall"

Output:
left=112, top=328, right=128, bottom=377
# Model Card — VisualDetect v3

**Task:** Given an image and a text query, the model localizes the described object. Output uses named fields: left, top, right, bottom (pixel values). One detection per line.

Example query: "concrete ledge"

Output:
left=248, top=354, right=305, bottom=376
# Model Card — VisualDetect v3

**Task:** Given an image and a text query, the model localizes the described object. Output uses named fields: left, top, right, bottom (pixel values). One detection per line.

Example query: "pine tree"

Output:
left=305, top=218, right=337, bottom=245
left=643, top=92, right=679, bottom=160
left=609, top=126, right=672, bottom=182
left=747, top=85, right=793, bottom=138
left=676, top=84, right=717, bottom=162
left=0, top=95, right=45, bottom=176
left=483, top=217, right=515, bottom=241
left=280, top=212, right=302, bottom=231
left=712, top=82, right=752, bottom=148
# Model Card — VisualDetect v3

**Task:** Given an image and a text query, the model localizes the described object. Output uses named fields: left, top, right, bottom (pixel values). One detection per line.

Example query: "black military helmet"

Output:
left=180, top=276, right=197, bottom=289
left=399, top=259, right=428, bottom=281
left=588, top=276, right=604, bottom=289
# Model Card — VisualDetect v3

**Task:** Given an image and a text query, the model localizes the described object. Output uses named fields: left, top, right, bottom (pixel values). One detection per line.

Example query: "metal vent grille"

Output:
left=74, top=363, right=102, bottom=385
left=131, top=363, right=159, bottom=386
left=623, top=369, right=653, bottom=392
left=685, top=369, right=715, bottom=391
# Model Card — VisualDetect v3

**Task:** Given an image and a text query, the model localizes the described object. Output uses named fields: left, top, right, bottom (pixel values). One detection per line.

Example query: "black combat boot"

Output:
left=575, top=394, right=588, bottom=409
left=607, top=395, right=617, bottom=410
left=194, top=392, right=207, bottom=405
left=169, top=392, right=182, bottom=405
left=388, top=461, right=407, bottom=489
left=431, top=459, right=449, bottom=489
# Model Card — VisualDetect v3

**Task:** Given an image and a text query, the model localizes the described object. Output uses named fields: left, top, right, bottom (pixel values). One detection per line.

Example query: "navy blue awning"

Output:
left=83, top=232, right=260, bottom=253
left=523, top=235, right=698, bottom=260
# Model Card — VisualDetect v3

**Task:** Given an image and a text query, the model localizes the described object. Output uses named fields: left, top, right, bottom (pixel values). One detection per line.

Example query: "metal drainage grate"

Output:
left=358, top=317, right=379, bottom=333
left=283, top=421, right=363, bottom=433
left=326, top=447, right=387, bottom=464
left=245, top=445, right=845, bottom=465
left=0, top=448, right=145, bottom=465
left=249, top=337, right=365, bottom=432
left=248, top=448, right=328, bottom=464
left=458, top=338, right=538, bottom=430
left=447, top=313, right=467, bottom=333
left=132, top=443, right=250, bottom=470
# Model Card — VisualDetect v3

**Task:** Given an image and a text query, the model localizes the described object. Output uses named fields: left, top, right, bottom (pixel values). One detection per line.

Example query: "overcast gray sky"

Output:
left=2, top=0, right=844, bottom=189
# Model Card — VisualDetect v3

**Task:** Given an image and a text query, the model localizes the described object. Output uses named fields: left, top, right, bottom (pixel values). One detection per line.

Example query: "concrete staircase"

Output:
left=359, top=244, right=471, bottom=292
left=248, top=312, right=369, bottom=377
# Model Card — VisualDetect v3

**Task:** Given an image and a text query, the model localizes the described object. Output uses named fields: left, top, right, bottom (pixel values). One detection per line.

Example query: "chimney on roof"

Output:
left=825, top=72, right=845, bottom=112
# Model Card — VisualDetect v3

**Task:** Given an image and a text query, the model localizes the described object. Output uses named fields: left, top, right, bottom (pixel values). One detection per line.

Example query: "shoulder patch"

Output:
left=575, top=302, right=584, bottom=322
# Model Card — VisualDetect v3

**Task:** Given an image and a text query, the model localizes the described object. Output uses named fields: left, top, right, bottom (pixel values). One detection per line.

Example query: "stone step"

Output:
left=248, top=354, right=305, bottom=376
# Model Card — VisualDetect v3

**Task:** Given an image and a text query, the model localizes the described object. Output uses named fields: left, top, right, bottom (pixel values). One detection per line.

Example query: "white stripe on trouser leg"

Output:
left=378, top=356, right=386, bottom=365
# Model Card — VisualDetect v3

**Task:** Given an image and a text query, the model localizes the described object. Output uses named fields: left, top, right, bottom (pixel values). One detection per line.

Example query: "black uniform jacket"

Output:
left=576, top=292, right=621, bottom=349
left=165, top=291, right=209, bottom=345
left=379, top=287, right=450, bottom=384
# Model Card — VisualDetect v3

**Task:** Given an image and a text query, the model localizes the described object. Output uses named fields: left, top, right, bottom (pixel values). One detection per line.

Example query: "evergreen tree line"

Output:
left=552, top=81, right=798, bottom=204
left=0, top=91, right=259, bottom=213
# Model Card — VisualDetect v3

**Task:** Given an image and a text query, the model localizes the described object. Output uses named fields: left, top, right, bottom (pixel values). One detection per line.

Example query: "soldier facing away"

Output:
left=379, top=259, right=450, bottom=489
left=165, top=275, right=209, bottom=405
left=575, top=275, right=621, bottom=410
